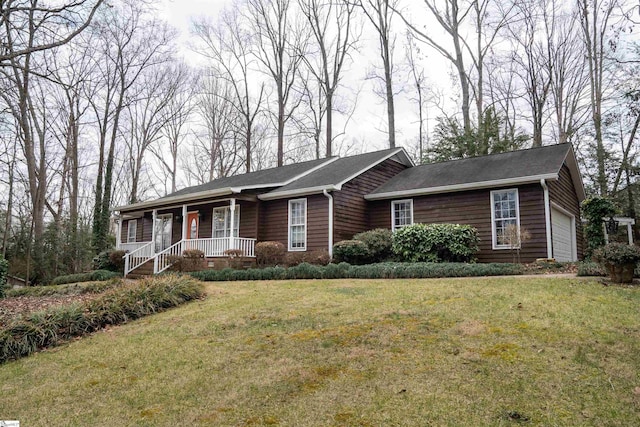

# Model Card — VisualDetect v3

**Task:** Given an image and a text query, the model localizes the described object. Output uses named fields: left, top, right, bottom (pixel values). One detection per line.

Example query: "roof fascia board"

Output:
left=364, top=173, right=559, bottom=200
left=335, top=148, right=411, bottom=188
left=258, top=185, right=340, bottom=200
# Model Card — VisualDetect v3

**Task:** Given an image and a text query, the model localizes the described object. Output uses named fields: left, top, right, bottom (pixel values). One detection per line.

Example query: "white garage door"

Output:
left=551, top=207, right=574, bottom=262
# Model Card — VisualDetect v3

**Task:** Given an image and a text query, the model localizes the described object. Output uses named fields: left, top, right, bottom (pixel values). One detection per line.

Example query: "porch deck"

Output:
left=119, top=237, right=256, bottom=277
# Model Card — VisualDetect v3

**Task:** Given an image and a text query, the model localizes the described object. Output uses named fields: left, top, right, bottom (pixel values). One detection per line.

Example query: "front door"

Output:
left=187, top=212, right=199, bottom=239
left=154, top=215, right=173, bottom=252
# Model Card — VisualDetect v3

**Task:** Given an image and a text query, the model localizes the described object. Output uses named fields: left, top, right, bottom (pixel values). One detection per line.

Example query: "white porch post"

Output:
left=628, top=222, right=634, bottom=244
left=229, top=198, right=236, bottom=251
left=152, top=209, right=158, bottom=250
left=181, top=204, right=188, bottom=240
left=116, top=215, right=122, bottom=250
left=152, top=209, right=158, bottom=273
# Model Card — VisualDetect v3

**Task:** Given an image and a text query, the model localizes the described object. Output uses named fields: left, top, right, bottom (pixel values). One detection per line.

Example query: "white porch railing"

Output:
left=183, top=237, right=256, bottom=258
left=124, top=237, right=257, bottom=276
left=119, top=242, right=150, bottom=253
left=123, top=241, right=155, bottom=276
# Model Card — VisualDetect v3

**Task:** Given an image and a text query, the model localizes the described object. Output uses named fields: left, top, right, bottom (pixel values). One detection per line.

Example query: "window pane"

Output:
left=493, top=191, right=519, bottom=247
left=289, top=200, right=306, bottom=250
left=393, top=201, right=412, bottom=230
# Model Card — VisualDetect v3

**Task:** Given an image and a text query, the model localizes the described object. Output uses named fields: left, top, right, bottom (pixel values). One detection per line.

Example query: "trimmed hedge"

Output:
left=50, top=270, right=120, bottom=286
left=190, top=262, right=523, bottom=282
left=392, top=223, right=480, bottom=263
left=0, top=275, right=204, bottom=364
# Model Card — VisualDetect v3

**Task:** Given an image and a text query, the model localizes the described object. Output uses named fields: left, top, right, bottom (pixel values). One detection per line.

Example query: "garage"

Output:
left=551, top=207, right=575, bottom=262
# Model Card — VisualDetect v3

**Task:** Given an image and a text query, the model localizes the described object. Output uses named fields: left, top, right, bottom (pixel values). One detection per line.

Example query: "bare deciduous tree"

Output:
left=357, top=0, right=398, bottom=148
left=578, top=0, right=619, bottom=195
left=0, top=0, right=103, bottom=65
left=247, top=0, right=306, bottom=166
left=193, top=6, right=266, bottom=173
left=88, top=0, right=174, bottom=251
left=299, top=0, right=359, bottom=157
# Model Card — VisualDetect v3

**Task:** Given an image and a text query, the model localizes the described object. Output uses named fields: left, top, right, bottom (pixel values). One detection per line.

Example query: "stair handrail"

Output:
left=154, top=239, right=185, bottom=274
left=124, top=241, right=156, bottom=276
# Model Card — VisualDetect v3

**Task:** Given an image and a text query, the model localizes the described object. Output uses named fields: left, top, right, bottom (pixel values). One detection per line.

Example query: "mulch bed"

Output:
left=0, top=294, right=100, bottom=328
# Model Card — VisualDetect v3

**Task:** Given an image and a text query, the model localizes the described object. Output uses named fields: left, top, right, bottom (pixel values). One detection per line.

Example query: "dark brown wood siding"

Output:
left=120, top=218, right=145, bottom=243
left=368, top=184, right=549, bottom=263
left=333, top=158, right=409, bottom=242
left=549, top=164, right=584, bottom=259
left=259, top=194, right=329, bottom=252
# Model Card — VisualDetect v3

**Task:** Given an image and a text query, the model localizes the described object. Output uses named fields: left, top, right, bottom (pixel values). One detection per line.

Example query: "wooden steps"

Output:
left=127, top=259, right=155, bottom=279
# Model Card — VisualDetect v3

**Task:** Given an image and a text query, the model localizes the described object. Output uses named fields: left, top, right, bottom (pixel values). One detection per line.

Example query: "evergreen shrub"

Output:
left=93, top=250, right=126, bottom=273
left=581, top=197, right=617, bottom=258
left=576, top=261, right=606, bottom=277
left=332, top=240, right=371, bottom=265
left=392, top=223, right=479, bottom=263
left=353, top=228, right=393, bottom=262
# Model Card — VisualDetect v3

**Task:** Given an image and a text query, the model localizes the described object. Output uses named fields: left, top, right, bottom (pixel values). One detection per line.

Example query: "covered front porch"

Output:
left=116, top=198, right=257, bottom=276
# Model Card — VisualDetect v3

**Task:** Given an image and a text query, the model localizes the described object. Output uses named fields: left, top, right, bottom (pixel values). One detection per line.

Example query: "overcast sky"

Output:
left=156, top=0, right=452, bottom=157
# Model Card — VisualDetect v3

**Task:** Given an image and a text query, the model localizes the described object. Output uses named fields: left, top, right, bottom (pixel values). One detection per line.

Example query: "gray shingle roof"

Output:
left=366, top=144, right=572, bottom=199
left=163, top=157, right=332, bottom=199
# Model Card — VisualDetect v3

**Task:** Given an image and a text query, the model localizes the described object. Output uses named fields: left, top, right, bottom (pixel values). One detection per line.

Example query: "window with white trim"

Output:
left=288, top=199, right=307, bottom=251
left=127, top=220, right=137, bottom=243
left=391, top=200, right=413, bottom=231
left=491, top=189, right=520, bottom=249
left=212, top=206, right=240, bottom=238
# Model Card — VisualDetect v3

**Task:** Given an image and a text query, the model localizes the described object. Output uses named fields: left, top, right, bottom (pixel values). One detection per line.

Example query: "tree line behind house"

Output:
left=0, top=0, right=638, bottom=282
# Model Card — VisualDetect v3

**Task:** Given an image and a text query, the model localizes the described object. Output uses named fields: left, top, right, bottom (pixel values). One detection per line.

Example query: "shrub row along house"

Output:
left=114, top=144, right=585, bottom=276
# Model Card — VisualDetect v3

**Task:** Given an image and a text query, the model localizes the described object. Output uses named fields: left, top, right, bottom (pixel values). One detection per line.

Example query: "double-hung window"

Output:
left=127, top=220, right=137, bottom=243
left=491, top=189, right=520, bottom=249
left=288, top=199, right=307, bottom=251
left=212, top=206, right=240, bottom=238
left=391, top=200, right=413, bottom=231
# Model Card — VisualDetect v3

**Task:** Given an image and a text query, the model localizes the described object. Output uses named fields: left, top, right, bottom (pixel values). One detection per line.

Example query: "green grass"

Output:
left=1, top=277, right=639, bottom=426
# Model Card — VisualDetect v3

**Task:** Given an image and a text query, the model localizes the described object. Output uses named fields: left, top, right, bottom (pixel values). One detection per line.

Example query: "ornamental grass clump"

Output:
left=50, top=270, right=120, bottom=286
left=0, top=275, right=204, bottom=364
left=593, top=243, right=640, bottom=283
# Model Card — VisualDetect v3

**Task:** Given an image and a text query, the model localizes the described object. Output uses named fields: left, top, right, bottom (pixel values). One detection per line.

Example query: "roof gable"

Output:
left=258, top=148, right=413, bottom=200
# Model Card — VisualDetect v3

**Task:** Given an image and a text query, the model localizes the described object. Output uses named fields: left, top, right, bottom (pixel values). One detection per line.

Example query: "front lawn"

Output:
left=1, top=277, right=638, bottom=426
